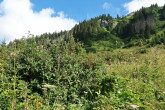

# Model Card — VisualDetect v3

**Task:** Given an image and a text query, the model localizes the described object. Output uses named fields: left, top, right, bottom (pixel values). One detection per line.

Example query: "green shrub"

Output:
left=1, top=36, right=109, bottom=109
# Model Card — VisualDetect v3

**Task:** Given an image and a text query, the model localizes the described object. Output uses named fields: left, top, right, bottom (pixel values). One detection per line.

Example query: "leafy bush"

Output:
left=1, top=36, right=111, bottom=109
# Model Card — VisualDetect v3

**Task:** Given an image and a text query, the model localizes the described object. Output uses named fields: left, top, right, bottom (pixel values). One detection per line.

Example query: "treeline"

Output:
left=72, top=4, right=165, bottom=49
left=115, top=4, right=163, bottom=39
left=72, top=14, right=113, bottom=42
left=7, top=4, right=165, bottom=50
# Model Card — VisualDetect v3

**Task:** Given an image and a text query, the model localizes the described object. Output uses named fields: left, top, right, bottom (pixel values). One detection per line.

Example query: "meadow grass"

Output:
left=98, top=45, right=165, bottom=109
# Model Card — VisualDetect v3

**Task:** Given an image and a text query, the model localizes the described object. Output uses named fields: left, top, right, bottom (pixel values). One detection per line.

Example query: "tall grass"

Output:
left=99, top=45, right=165, bottom=109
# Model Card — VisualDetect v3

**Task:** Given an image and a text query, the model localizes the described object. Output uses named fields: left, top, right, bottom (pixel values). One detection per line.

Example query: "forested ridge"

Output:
left=0, top=4, right=165, bottom=109
left=17, top=4, right=165, bottom=52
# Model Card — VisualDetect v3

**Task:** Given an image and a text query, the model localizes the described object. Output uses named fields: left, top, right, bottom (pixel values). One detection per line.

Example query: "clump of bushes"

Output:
left=1, top=35, right=121, bottom=109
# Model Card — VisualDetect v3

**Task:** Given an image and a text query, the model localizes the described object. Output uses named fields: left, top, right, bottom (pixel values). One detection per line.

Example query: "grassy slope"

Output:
left=93, top=45, right=165, bottom=109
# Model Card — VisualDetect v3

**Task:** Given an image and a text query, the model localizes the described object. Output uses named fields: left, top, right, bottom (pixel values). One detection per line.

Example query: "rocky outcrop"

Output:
left=98, top=19, right=108, bottom=28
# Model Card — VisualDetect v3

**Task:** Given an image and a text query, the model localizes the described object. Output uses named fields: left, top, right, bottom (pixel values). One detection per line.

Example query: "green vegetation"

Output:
left=0, top=4, right=165, bottom=110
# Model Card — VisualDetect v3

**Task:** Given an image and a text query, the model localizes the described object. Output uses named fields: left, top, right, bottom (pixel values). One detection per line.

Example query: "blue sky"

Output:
left=0, top=0, right=164, bottom=43
left=31, top=0, right=129, bottom=22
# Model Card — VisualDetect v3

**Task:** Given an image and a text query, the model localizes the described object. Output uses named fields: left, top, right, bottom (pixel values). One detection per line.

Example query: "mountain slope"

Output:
left=8, top=4, right=164, bottom=52
left=1, top=4, right=165, bottom=110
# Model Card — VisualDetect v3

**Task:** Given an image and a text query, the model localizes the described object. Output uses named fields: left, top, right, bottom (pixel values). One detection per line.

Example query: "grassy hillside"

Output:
left=1, top=36, right=165, bottom=109
left=0, top=4, right=165, bottom=110
left=94, top=45, right=165, bottom=109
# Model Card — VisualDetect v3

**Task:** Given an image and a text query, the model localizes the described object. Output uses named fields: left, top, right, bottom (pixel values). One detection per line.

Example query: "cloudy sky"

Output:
left=0, top=0, right=164, bottom=43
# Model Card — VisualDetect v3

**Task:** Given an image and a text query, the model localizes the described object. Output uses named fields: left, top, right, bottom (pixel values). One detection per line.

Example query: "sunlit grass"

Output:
left=102, top=45, right=165, bottom=109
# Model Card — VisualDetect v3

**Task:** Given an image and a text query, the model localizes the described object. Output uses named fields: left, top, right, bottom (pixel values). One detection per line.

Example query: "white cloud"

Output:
left=124, top=0, right=165, bottom=14
left=103, top=2, right=110, bottom=10
left=0, top=0, right=77, bottom=43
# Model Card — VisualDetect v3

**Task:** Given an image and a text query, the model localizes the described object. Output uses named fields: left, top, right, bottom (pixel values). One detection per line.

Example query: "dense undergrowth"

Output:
left=0, top=35, right=165, bottom=109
